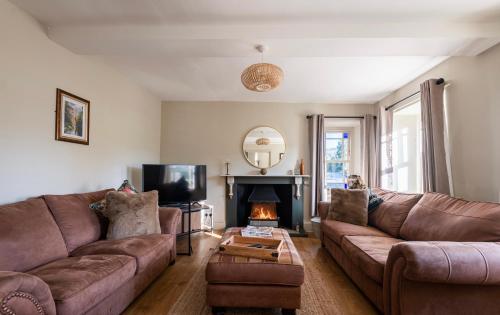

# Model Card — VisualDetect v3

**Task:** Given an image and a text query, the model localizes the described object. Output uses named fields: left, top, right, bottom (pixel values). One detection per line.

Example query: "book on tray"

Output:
left=241, top=226, right=273, bottom=238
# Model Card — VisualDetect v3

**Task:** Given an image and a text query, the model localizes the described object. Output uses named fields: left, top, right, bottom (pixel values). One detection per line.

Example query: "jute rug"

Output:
left=167, top=240, right=377, bottom=315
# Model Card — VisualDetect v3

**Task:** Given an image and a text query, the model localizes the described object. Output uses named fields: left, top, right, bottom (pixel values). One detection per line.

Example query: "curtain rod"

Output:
left=306, top=115, right=376, bottom=119
left=385, top=78, right=445, bottom=111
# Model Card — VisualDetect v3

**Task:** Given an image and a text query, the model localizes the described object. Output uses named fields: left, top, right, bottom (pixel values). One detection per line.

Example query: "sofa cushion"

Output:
left=400, top=192, right=500, bottom=242
left=43, top=189, right=113, bottom=252
left=321, top=219, right=391, bottom=245
left=28, top=255, right=136, bottom=315
left=71, top=234, right=173, bottom=273
left=341, top=235, right=403, bottom=283
left=0, top=198, right=68, bottom=272
left=368, top=188, right=422, bottom=238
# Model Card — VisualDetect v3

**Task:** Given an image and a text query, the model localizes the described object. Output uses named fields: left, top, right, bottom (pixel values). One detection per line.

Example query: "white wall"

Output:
left=161, top=101, right=373, bottom=229
left=0, top=0, right=161, bottom=204
left=378, top=43, right=500, bottom=202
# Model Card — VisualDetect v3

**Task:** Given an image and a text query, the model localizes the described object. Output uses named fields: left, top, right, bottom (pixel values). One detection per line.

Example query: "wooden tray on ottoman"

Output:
left=219, top=235, right=284, bottom=261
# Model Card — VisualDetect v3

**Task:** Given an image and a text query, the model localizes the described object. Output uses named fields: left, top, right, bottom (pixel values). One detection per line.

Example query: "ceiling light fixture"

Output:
left=256, top=137, right=271, bottom=145
left=255, top=130, right=271, bottom=145
left=241, top=45, right=284, bottom=92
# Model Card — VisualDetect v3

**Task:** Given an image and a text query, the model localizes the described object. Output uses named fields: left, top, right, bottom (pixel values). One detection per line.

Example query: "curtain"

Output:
left=421, top=79, right=450, bottom=194
left=361, top=114, right=378, bottom=187
left=378, top=104, right=394, bottom=189
left=309, top=114, right=325, bottom=217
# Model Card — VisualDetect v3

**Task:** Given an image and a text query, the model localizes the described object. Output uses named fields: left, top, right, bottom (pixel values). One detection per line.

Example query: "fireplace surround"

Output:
left=223, top=175, right=308, bottom=236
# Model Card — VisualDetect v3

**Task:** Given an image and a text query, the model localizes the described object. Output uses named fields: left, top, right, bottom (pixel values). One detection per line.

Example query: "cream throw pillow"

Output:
left=103, top=190, right=161, bottom=240
left=328, top=189, right=369, bottom=226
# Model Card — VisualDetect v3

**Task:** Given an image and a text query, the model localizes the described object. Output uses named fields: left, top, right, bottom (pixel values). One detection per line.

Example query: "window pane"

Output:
left=388, top=101, right=422, bottom=193
left=325, top=132, right=350, bottom=161
left=324, top=131, right=351, bottom=190
left=325, top=162, right=349, bottom=189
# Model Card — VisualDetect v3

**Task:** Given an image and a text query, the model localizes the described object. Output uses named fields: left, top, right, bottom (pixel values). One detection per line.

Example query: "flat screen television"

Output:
left=142, top=164, right=207, bottom=204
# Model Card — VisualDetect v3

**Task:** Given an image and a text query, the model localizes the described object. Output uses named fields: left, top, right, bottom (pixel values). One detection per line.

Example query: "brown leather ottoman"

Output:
left=206, top=228, right=304, bottom=315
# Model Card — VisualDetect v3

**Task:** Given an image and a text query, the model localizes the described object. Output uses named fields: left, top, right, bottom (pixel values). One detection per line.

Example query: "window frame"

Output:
left=324, top=127, right=354, bottom=190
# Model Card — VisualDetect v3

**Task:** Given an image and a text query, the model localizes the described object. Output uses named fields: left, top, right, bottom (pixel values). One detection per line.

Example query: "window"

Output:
left=384, top=101, right=423, bottom=193
left=325, top=131, right=351, bottom=190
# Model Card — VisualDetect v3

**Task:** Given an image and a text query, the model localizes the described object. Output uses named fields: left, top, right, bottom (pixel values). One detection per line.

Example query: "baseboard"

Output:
left=303, top=220, right=313, bottom=232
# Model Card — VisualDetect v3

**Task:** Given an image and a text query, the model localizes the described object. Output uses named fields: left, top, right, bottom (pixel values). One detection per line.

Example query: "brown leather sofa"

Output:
left=319, top=188, right=500, bottom=315
left=0, top=189, right=181, bottom=315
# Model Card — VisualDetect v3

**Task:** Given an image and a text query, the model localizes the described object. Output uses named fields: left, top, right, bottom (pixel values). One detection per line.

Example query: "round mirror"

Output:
left=243, top=126, right=286, bottom=170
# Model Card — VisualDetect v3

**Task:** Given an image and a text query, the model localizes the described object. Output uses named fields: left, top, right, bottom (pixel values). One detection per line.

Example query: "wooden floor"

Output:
left=123, top=231, right=223, bottom=315
left=123, top=231, right=377, bottom=315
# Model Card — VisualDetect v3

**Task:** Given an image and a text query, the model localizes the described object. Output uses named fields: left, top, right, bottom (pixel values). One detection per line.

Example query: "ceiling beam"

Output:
left=48, top=22, right=500, bottom=42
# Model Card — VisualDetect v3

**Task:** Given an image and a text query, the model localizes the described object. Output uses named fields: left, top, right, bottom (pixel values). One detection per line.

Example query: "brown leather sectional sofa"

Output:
left=0, top=189, right=181, bottom=315
left=319, top=188, right=500, bottom=315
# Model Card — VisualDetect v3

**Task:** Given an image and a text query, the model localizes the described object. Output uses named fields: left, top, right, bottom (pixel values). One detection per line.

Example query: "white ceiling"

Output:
left=11, top=0, right=500, bottom=104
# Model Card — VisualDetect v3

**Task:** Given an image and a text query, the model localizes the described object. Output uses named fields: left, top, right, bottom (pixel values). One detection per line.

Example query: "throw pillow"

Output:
left=117, top=179, right=139, bottom=194
left=89, top=179, right=138, bottom=211
left=368, top=189, right=384, bottom=213
left=328, top=188, right=369, bottom=226
left=102, top=190, right=161, bottom=240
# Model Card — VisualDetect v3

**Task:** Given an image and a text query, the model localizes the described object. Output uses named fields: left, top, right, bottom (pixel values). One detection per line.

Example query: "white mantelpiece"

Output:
left=221, top=175, right=309, bottom=200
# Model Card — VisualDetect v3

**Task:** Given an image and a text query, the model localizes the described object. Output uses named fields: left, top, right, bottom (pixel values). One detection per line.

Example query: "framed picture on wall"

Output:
left=55, top=88, right=90, bottom=145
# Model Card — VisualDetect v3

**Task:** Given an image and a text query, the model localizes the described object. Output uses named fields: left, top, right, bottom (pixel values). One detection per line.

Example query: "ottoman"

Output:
left=206, top=228, right=304, bottom=315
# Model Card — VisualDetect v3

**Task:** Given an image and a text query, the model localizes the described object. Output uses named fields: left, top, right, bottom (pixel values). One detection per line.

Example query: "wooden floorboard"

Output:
left=123, top=231, right=377, bottom=315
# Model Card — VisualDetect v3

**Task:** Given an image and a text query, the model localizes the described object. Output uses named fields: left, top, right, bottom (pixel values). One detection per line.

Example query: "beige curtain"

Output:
left=309, top=114, right=325, bottom=217
left=421, top=79, right=450, bottom=194
left=378, top=104, right=394, bottom=189
left=361, top=114, right=379, bottom=187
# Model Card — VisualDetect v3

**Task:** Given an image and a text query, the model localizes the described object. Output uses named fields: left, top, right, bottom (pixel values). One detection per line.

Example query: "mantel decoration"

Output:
left=55, top=88, right=90, bottom=145
left=241, top=45, right=284, bottom=92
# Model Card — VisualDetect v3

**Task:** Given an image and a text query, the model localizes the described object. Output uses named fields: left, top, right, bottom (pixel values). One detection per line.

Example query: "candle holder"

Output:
left=224, top=161, right=231, bottom=175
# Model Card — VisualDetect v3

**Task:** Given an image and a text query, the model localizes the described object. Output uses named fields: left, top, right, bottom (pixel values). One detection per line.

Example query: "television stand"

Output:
left=161, top=202, right=195, bottom=256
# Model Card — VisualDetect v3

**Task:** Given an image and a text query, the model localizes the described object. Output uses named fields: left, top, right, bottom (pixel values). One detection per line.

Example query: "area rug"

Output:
left=167, top=242, right=377, bottom=315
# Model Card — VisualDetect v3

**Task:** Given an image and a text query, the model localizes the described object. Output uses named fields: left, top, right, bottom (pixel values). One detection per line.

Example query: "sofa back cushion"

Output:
left=0, top=198, right=68, bottom=272
left=400, top=192, right=500, bottom=241
left=368, top=188, right=422, bottom=238
left=43, top=189, right=113, bottom=252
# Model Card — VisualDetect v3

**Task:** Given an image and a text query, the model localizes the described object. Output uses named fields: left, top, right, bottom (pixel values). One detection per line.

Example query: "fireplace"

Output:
left=247, top=185, right=280, bottom=227
left=224, top=175, right=306, bottom=236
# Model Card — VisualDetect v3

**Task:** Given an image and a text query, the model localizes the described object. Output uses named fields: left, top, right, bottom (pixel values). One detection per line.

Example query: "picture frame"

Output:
left=55, top=88, right=90, bottom=145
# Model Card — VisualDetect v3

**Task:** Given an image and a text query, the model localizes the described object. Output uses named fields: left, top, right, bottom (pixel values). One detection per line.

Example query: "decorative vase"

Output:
left=299, top=159, right=305, bottom=175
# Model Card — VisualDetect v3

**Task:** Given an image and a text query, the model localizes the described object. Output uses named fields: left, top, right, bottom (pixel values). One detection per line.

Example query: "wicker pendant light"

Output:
left=241, top=45, right=283, bottom=92
left=255, top=130, right=271, bottom=145
left=256, top=137, right=271, bottom=145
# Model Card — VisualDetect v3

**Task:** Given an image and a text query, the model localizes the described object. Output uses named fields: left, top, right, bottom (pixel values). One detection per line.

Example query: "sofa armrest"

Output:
left=384, top=242, right=500, bottom=315
left=0, top=271, right=56, bottom=315
left=318, top=201, right=330, bottom=221
left=388, top=241, right=500, bottom=285
left=159, top=207, right=182, bottom=235
left=159, top=207, right=182, bottom=261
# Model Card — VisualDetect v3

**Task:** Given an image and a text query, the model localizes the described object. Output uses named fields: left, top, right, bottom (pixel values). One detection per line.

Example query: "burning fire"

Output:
left=251, top=203, right=277, bottom=220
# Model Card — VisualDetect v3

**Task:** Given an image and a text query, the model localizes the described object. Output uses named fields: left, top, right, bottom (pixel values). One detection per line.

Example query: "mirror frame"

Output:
left=242, top=126, right=286, bottom=170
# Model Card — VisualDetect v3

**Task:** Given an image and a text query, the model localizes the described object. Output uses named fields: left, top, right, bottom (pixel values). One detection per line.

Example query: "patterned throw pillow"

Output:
left=117, top=179, right=139, bottom=194
left=89, top=180, right=138, bottom=211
